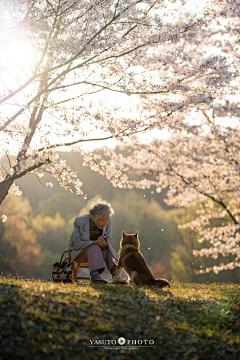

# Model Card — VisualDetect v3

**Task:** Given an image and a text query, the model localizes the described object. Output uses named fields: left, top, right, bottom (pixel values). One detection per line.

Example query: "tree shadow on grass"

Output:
left=134, top=285, right=240, bottom=360
left=0, top=281, right=239, bottom=360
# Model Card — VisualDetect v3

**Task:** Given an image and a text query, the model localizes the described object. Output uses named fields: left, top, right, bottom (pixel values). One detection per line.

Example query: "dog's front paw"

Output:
left=114, top=277, right=129, bottom=284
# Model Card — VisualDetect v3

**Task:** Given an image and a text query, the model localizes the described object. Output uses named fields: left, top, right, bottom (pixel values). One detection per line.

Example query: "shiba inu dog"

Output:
left=112, top=232, right=170, bottom=287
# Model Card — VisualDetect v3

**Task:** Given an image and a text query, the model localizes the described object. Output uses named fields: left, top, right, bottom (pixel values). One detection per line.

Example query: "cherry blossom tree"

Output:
left=94, top=0, right=240, bottom=274
left=0, top=0, right=228, bottom=209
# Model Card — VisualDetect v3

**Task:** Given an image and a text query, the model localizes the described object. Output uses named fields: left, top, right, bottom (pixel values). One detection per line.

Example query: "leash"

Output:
left=101, top=236, right=119, bottom=261
left=106, top=243, right=119, bottom=261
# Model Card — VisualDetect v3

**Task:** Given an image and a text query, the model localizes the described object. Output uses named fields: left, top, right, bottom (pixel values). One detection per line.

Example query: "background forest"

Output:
left=0, top=149, right=239, bottom=283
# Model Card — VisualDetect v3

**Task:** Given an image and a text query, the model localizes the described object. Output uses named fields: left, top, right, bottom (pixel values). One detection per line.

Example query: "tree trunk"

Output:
left=0, top=181, right=14, bottom=205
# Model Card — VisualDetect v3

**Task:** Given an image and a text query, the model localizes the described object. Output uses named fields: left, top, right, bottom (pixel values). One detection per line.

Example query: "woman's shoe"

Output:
left=91, top=275, right=108, bottom=283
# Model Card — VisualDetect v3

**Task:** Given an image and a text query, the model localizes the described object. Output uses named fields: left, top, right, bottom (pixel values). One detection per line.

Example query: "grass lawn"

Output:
left=0, top=276, right=239, bottom=360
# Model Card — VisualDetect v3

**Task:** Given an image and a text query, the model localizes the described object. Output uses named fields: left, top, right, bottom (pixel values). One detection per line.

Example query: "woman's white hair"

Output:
left=89, top=199, right=114, bottom=221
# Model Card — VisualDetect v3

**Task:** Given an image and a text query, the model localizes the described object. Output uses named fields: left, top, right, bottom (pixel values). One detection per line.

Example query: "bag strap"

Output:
left=59, top=250, right=72, bottom=266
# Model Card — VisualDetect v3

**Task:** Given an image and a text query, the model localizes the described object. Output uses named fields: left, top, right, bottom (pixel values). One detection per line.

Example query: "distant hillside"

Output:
left=0, top=150, right=239, bottom=283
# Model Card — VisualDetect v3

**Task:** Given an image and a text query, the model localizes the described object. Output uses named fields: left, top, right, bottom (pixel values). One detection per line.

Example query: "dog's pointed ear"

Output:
left=122, top=231, right=126, bottom=237
left=134, top=231, right=139, bottom=238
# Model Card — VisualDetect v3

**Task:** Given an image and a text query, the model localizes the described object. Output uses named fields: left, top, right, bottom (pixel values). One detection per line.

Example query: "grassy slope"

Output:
left=0, top=276, right=239, bottom=360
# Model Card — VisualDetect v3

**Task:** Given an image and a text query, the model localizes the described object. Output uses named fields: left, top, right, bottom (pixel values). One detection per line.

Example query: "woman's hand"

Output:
left=93, top=235, right=110, bottom=247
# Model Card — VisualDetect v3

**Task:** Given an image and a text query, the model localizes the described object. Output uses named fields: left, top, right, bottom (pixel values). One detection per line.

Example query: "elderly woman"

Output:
left=67, top=199, right=119, bottom=283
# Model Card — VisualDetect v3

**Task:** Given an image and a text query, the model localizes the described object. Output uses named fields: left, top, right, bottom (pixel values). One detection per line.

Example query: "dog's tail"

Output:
left=150, top=278, right=170, bottom=288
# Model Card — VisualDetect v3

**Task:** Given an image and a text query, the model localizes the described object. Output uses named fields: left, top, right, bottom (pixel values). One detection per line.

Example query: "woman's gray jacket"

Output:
left=67, top=214, right=112, bottom=262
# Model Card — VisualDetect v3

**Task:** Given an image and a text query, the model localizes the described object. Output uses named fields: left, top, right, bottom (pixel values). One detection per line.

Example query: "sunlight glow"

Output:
left=2, top=40, right=36, bottom=69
